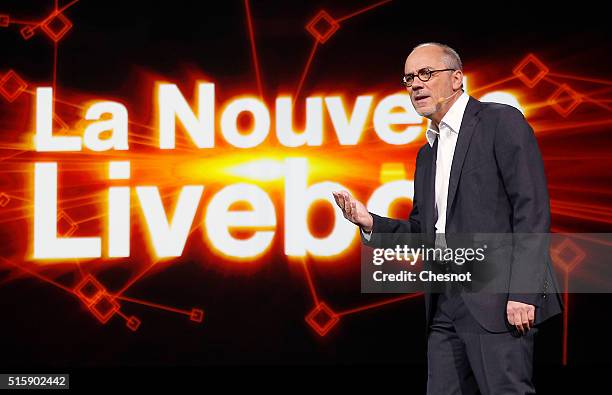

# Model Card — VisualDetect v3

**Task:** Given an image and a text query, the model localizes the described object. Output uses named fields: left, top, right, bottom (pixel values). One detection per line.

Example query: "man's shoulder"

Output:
left=472, top=99, right=535, bottom=145
left=474, top=99, right=525, bottom=122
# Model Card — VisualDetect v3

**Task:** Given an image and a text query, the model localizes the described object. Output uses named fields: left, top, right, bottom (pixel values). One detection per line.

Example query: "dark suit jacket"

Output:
left=363, top=96, right=563, bottom=333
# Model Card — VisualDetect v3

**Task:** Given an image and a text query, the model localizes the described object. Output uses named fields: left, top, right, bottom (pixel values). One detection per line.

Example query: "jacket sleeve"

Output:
left=494, top=106, right=550, bottom=306
left=360, top=151, right=423, bottom=249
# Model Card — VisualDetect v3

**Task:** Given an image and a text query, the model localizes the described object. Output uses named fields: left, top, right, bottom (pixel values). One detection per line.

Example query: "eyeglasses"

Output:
left=402, top=68, right=456, bottom=87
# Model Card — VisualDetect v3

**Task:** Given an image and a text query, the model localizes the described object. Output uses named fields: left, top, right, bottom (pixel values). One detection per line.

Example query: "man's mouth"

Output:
left=414, top=95, right=430, bottom=104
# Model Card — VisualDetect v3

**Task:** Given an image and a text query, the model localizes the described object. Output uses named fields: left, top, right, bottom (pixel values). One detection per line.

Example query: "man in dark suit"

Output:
left=333, top=43, right=562, bottom=394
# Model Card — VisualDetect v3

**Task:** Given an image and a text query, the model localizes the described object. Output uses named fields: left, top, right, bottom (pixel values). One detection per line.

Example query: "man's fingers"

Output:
left=336, top=192, right=347, bottom=211
left=338, top=192, right=348, bottom=208
left=507, top=301, right=536, bottom=335
left=332, top=191, right=364, bottom=225
left=332, top=192, right=341, bottom=208
left=343, top=193, right=355, bottom=219
left=514, top=313, right=524, bottom=334
left=520, top=309, right=530, bottom=332
left=528, top=307, right=535, bottom=327
left=509, top=307, right=533, bottom=334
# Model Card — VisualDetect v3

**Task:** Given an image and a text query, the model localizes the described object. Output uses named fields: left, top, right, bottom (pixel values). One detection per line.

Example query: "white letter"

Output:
left=84, top=102, right=129, bottom=151
left=284, top=158, right=356, bottom=256
left=325, top=96, right=372, bottom=145
left=34, top=88, right=81, bottom=151
left=136, top=185, right=203, bottom=257
left=205, top=183, right=276, bottom=258
left=276, top=96, right=323, bottom=147
left=33, top=163, right=101, bottom=259
left=373, top=94, right=422, bottom=145
left=108, top=162, right=130, bottom=257
left=221, top=97, right=270, bottom=148
left=367, top=180, right=414, bottom=216
left=158, top=83, right=215, bottom=149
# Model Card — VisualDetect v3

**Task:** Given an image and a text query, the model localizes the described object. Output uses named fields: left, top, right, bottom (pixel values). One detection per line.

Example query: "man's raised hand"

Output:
left=332, top=191, right=374, bottom=233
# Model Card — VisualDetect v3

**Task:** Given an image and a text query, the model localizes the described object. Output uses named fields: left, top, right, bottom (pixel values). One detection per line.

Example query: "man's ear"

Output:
left=452, top=70, right=464, bottom=90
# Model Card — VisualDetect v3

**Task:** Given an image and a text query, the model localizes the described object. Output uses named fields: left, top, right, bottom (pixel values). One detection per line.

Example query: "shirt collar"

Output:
left=425, top=92, right=470, bottom=147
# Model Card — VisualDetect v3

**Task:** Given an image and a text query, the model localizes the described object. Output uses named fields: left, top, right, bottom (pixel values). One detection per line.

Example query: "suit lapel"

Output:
left=424, top=139, right=437, bottom=234
left=445, top=97, right=483, bottom=224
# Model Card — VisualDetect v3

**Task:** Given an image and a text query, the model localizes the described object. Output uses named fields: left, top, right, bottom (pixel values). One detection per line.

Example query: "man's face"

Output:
left=404, top=45, right=461, bottom=119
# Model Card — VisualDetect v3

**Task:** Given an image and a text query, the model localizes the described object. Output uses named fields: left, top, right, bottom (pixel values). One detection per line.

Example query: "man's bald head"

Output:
left=410, top=42, right=463, bottom=71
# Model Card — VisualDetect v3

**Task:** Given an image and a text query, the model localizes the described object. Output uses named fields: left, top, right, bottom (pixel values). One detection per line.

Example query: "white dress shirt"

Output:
left=428, top=91, right=470, bottom=235
left=362, top=92, right=470, bottom=241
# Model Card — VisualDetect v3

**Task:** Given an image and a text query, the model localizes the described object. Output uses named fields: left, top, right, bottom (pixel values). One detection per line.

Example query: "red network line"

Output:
left=52, top=0, right=58, bottom=102
left=0, top=256, right=75, bottom=295
left=294, top=41, right=319, bottom=106
left=469, top=76, right=518, bottom=95
left=337, top=293, right=423, bottom=317
left=299, top=254, right=423, bottom=336
left=300, top=256, right=320, bottom=305
left=0, top=254, right=204, bottom=329
left=335, top=0, right=393, bottom=22
left=293, top=0, right=395, bottom=102
left=244, top=0, right=263, bottom=98
left=5, top=19, right=38, bottom=26
left=548, top=72, right=612, bottom=86
left=116, top=295, right=196, bottom=318
left=563, top=275, right=569, bottom=365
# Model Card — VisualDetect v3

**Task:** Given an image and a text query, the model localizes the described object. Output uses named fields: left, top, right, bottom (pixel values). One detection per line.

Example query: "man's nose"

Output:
left=410, top=77, right=425, bottom=91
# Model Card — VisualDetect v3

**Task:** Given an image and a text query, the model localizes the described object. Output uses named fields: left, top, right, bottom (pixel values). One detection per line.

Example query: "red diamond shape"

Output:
left=548, top=84, right=582, bottom=117
left=513, top=54, right=549, bottom=88
left=0, top=14, right=9, bottom=28
left=189, top=308, right=204, bottom=323
left=0, top=70, right=28, bottom=102
left=88, top=293, right=120, bottom=324
left=306, top=10, right=339, bottom=44
left=41, top=12, right=72, bottom=42
left=57, top=210, right=79, bottom=237
left=20, top=25, right=35, bottom=40
left=126, top=316, right=141, bottom=331
left=0, top=192, right=10, bottom=207
left=551, top=238, right=585, bottom=274
left=305, top=302, right=339, bottom=336
left=74, top=274, right=106, bottom=305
